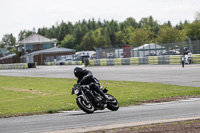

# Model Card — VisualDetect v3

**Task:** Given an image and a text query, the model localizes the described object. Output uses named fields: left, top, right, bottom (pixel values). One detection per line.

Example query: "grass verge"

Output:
left=0, top=76, right=200, bottom=118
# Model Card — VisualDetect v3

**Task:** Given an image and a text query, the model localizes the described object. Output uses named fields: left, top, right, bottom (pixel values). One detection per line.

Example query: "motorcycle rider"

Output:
left=184, top=47, right=189, bottom=55
left=74, top=67, right=112, bottom=102
left=184, top=47, right=192, bottom=64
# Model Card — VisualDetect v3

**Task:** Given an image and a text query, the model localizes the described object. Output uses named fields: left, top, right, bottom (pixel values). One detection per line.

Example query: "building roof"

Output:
left=21, top=47, right=76, bottom=58
left=0, top=53, right=16, bottom=60
left=133, top=43, right=165, bottom=50
left=17, top=33, right=57, bottom=45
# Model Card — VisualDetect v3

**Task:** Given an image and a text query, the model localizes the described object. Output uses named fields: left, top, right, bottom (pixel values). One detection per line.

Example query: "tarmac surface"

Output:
left=0, top=64, right=200, bottom=133
left=0, top=98, right=200, bottom=133
left=0, top=64, right=200, bottom=87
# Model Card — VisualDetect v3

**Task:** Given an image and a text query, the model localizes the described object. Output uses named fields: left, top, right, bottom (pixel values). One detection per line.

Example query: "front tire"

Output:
left=188, top=58, right=192, bottom=64
left=76, top=96, right=94, bottom=114
left=106, top=94, right=119, bottom=111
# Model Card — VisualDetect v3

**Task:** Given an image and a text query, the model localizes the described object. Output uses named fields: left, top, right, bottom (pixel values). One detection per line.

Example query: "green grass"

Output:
left=0, top=76, right=200, bottom=118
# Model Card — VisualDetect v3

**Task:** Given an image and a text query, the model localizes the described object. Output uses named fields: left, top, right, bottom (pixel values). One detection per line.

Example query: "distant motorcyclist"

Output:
left=184, top=47, right=192, bottom=64
left=184, top=47, right=189, bottom=55
left=74, top=67, right=111, bottom=101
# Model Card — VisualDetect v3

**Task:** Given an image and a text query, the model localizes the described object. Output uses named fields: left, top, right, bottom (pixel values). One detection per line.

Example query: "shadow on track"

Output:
left=68, top=110, right=111, bottom=116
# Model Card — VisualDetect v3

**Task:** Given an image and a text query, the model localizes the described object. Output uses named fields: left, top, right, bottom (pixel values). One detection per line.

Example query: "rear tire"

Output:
left=76, top=97, right=94, bottom=114
left=105, top=94, right=119, bottom=111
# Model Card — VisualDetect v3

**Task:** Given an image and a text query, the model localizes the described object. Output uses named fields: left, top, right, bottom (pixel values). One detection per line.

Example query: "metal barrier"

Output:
left=0, top=63, right=28, bottom=69
left=64, top=61, right=82, bottom=65
left=88, top=54, right=200, bottom=66
left=44, top=54, right=200, bottom=66
left=193, top=54, right=200, bottom=64
left=45, top=61, right=83, bottom=66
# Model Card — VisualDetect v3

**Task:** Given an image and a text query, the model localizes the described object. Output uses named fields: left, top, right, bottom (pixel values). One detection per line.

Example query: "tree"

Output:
left=80, top=28, right=111, bottom=50
left=1, top=34, right=16, bottom=48
left=104, top=20, right=119, bottom=45
left=80, top=31, right=95, bottom=50
left=157, top=25, right=182, bottom=43
left=129, top=28, right=151, bottom=47
left=18, top=30, right=32, bottom=41
left=58, top=21, right=67, bottom=41
left=185, top=21, right=200, bottom=40
left=3, top=16, right=195, bottom=52
left=123, top=26, right=135, bottom=44
left=74, top=25, right=83, bottom=45
left=8, top=47, right=17, bottom=54
left=114, top=31, right=127, bottom=45
left=0, top=42, right=2, bottom=48
left=138, top=16, right=158, bottom=29
left=93, top=28, right=111, bottom=48
left=139, top=17, right=149, bottom=29
left=37, top=27, right=48, bottom=37
left=137, top=16, right=159, bottom=40
left=60, top=34, right=76, bottom=49
left=87, top=18, right=98, bottom=30
left=49, top=25, right=60, bottom=39
left=121, top=17, right=138, bottom=29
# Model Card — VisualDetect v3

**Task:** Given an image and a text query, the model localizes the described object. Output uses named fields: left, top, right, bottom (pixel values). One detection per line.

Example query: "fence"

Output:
left=88, top=54, right=200, bottom=66
left=45, top=60, right=82, bottom=65
left=95, top=39, right=200, bottom=59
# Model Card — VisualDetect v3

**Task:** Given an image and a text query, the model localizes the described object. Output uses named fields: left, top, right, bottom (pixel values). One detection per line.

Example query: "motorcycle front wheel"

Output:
left=76, top=97, right=94, bottom=113
left=105, top=94, right=119, bottom=111
left=189, top=59, right=192, bottom=64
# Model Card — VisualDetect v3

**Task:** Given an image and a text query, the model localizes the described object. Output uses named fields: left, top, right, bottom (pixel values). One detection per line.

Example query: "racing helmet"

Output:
left=184, top=47, right=188, bottom=51
left=74, top=67, right=84, bottom=78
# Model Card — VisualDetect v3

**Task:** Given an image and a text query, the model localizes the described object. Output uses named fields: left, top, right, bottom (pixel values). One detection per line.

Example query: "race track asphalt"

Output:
left=0, top=64, right=200, bottom=87
left=0, top=64, right=200, bottom=133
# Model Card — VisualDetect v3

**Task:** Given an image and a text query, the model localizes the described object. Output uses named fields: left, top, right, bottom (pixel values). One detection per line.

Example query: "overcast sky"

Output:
left=0, top=0, right=199, bottom=41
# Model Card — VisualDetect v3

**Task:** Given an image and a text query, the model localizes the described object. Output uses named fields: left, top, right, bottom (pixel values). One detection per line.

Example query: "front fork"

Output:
left=77, top=89, right=91, bottom=104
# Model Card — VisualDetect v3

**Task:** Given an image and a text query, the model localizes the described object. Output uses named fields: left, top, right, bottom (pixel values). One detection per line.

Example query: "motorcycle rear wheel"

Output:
left=76, top=97, right=94, bottom=113
left=105, top=94, right=119, bottom=111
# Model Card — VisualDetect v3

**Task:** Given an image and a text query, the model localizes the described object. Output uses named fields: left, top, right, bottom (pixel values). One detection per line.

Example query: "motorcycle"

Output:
left=185, top=52, right=192, bottom=64
left=71, top=83, right=119, bottom=113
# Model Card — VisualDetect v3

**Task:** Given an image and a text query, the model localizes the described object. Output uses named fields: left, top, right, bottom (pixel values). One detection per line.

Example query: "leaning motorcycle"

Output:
left=71, top=84, right=119, bottom=113
left=185, top=52, right=192, bottom=64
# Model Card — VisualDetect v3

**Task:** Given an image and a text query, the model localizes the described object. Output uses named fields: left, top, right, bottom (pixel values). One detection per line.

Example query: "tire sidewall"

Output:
left=76, top=96, right=94, bottom=113
left=105, top=94, right=119, bottom=111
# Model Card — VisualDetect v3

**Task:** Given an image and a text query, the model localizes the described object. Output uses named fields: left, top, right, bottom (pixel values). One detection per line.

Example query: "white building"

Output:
left=132, top=43, right=166, bottom=57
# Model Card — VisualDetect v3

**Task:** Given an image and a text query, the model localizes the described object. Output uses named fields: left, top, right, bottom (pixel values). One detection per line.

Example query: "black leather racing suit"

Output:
left=77, top=69, right=99, bottom=85
left=77, top=69, right=107, bottom=100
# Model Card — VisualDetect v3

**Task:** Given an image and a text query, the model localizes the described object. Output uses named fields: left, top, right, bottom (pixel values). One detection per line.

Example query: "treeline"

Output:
left=1, top=16, right=200, bottom=52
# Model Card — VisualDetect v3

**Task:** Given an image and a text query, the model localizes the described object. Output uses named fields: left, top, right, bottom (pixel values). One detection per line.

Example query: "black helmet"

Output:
left=74, top=67, right=84, bottom=78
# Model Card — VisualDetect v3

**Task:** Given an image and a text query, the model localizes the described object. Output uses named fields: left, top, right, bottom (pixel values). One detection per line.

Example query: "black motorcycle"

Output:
left=71, top=84, right=119, bottom=113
